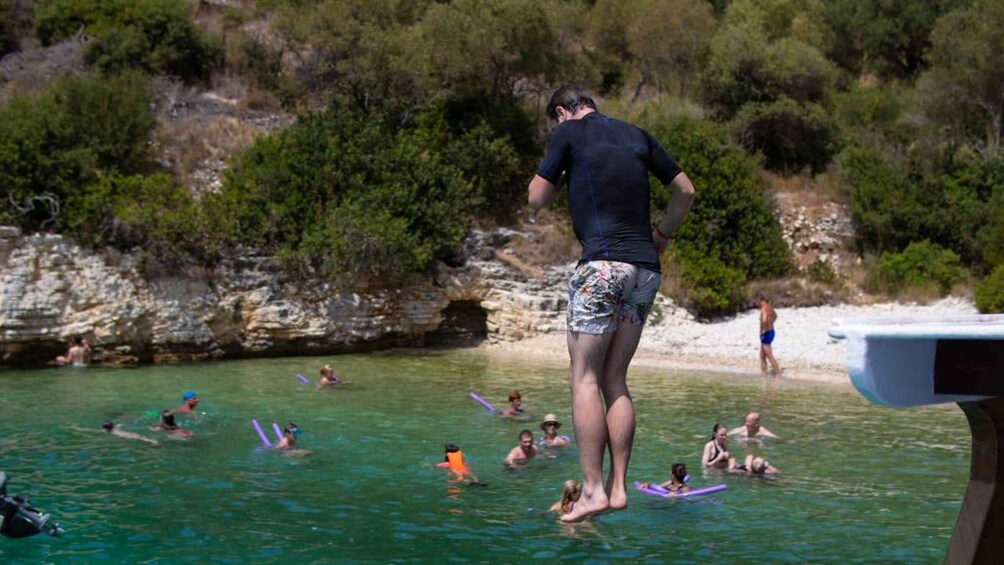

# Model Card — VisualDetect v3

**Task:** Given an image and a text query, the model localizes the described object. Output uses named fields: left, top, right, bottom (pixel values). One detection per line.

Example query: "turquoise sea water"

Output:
left=0, top=350, right=968, bottom=563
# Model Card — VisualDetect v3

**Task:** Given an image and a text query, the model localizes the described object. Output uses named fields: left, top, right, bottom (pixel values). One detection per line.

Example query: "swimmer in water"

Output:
left=550, top=480, right=582, bottom=514
left=172, top=391, right=199, bottom=415
left=150, top=410, right=192, bottom=438
left=702, top=423, right=737, bottom=470
left=55, top=336, right=91, bottom=366
left=101, top=420, right=158, bottom=445
left=734, top=455, right=779, bottom=475
left=639, top=463, right=690, bottom=494
left=316, top=364, right=352, bottom=388
left=275, top=422, right=311, bottom=455
left=499, top=390, right=524, bottom=418
left=539, top=414, right=570, bottom=447
left=437, top=443, right=482, bottom=484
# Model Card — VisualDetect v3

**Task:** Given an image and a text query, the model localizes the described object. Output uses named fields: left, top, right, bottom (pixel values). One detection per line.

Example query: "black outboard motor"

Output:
left=0, top=472, right=61, bottom=538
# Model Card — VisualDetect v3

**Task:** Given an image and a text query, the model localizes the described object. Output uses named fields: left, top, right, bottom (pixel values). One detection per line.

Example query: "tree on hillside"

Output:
left=917, top=0, right=1004, bottom=153
left=822, top=0, right=970, bottom=80
left=622, top=0, right=715, bottom=99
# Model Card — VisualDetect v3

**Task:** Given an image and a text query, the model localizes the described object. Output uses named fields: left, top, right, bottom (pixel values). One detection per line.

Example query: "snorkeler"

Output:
left=275, top=422, right=300, bottom=449
left=150, top=410, right=192, bottom=438
left=550, top=480, right=582, bottom=514
left=172, top=391, right=199, bottom=415
left=101, top=420, right=158, bottom=445
left=638, top=463, right=690, bottom=494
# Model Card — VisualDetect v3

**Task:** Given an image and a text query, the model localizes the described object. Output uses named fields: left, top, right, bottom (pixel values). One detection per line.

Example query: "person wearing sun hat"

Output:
left=171, top=391, right=199, bottom=415
left=539, top=414, right=571, bottom=447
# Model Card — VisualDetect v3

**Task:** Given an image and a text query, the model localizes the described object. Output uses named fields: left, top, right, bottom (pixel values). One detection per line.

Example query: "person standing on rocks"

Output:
left=527, top=84, right=696, bottom=522
left=755, top=293, right=782, bottom=377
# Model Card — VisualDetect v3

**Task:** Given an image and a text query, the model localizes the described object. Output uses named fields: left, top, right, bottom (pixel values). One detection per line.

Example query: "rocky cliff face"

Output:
left=0, top=226, right=569, bottom=367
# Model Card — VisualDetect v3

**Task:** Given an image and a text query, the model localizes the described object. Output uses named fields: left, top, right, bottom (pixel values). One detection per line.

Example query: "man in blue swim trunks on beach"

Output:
left=755, top=293, right=781, bottom=377
left=528, top=84, right=696, bottom=522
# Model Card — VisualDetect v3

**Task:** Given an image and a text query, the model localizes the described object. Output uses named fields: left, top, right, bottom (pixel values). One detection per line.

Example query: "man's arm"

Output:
left=652, top=173, right=696, bottom=254
left=727, top=425, right=745, bottom=435
left=760, top=306, right=770, bottom=334
left=528, top=175, right=558, bottom=212
left=759, top=426, right=779, bottom=438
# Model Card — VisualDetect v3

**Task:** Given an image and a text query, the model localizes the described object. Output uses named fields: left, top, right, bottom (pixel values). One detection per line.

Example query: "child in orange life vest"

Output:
left=437, top=444, right=482, bottom=484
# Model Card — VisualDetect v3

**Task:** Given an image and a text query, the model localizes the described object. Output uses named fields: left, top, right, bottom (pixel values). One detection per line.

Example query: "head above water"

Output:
left=182, top=391, right=198, bottom=404
left=712, top=423, right=728, bottom=441
left=508, top=391, right=521, bottom=403
left=745, top=412, right=762, bottom=431
left=751, top=457, right=768, bottom=474
left=444, top=443, right=460, bottom=454
left=284, top=422, right=301, bottom=438
left=161, top=411, right=177, bottom=429
left=546, top=84, right=598, bottom=122
left=672, top=463, right=688, bottom=482
left=102, top=420, right=114, bottom=432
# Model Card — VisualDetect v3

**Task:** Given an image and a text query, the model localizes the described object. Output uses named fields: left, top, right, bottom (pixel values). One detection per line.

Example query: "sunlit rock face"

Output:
left=0, top=228, right=568, bottom=366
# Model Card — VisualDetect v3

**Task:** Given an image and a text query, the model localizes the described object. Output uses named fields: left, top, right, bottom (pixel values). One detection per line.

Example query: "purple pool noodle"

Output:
left=295, top=373, right=310, bottom=383
left=272, top=423, right=284, bottom=442
left=468, top=391, right=496, bottom=412
left=251, top=419, right=272, bottom=447
left=634, top=481, right=727, bottom=499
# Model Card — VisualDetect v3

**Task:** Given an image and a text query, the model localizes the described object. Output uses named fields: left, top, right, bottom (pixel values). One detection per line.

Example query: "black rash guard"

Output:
left=536, top=112, right=682, bottom=273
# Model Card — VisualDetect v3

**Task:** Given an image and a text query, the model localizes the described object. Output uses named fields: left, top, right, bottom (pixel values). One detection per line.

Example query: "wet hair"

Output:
left=102, top=420, right=114, bottom=432
left=519, top=429, right=533, bottom=440
left=444, top=443, right=460, bottom=453
left=74, top=336, right=83, bottom=345
left=559, top=479, right=581, bottom=512
left=672, top=463, right=688, bottom=482
left=546, top=84, right=598, bottom=121
left=508, top=390, right=521, bottom=403
left=711, top=423, right=727, bottom=439
left=283, top=422, right=299, bottom=437
left=161, top=411, right=177, bottom=429
left=751, top=457, right=768, bottom=474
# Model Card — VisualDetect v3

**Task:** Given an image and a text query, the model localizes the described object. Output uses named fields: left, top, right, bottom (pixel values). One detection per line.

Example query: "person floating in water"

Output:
left=55, top=336, right=91, bottom=367
left=150, top=410, right=192, bottom=438
left=499, top=390, right=524, bottom=418
left=729, top=412, right=779, bottom=439
left=539, top=414, right=570, bottom=447
left=702, top=423, right=737, bottom=470
left=317, top=364, right=351, bottom=388
left=172, top=391, right=199, bottom=415
left=550, top=479, right=582, bottom=514
left=437, top=443, right=482, bottom=484
left=754, top=292, right=781, bottom=377
left=101, top=420, right=158, bottom=445
left=639, top=463, right=690, bottom=495
left=734, top=455, right=779, bottom=476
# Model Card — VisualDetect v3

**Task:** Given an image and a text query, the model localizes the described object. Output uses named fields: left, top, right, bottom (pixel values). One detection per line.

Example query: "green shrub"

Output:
left=874, top=241, right=967, bottom=295
left=637, top=113, right=792, bottom=281
left=35, top=0, right=221, bottom=81
left=806, top=259, right=839, bottom=285
left=64, top=173, right=209, bottom=263
left=0, top=72, right=155, bottom=230
left=214, top=102, right=522, bottom=281
left=974, top=265, right=1004, bottom=314
left=674, top=248, right=747, bottom=318
left=732, top=97, right=837, bottom=173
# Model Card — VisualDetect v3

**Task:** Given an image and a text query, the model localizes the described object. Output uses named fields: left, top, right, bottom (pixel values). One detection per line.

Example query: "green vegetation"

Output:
left=34, top=0, right=221, bottom=81
left=975, top=265, right=1004, bottom=313
left=872, top=241, right=967, bottom=295
left=4, top=0, right=1004, bottom=311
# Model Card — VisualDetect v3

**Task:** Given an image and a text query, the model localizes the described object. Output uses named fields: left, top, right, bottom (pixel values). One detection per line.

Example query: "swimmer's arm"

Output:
left=727, top=425, right=744, bottom=435
left=760, top=426, right=779, bottom=438
left=701, top=443, right=714, bottom=467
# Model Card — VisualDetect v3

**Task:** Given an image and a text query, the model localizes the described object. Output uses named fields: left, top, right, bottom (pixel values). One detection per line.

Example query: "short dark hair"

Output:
left=444, top=443, right=459, bottom=453
left=74, top=336, right=83, bottom=345
left=519, top=429, right=533, bottom=439
left=546, top=84, right=597, bottom=121
left=102, top=420, right=114, bottom=431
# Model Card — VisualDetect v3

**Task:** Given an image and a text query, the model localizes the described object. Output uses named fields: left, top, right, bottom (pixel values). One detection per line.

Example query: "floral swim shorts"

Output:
left=567, top=260, right=661, bottom=334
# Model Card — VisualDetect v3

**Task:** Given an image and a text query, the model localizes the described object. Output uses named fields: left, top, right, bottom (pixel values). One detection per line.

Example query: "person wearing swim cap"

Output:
left=539, top=414, right=570, bottom=447
left=172, top=391, right=199, bottom=415
left=499, top=391, right=525, bottom=419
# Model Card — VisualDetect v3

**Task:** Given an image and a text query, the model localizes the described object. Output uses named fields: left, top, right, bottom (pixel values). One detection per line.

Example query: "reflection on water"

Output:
left=0, top=350, right=968, bottom=563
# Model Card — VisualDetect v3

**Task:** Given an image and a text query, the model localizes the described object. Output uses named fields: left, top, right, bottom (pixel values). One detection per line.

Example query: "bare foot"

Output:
left=560, top=492, right=610, bottom=523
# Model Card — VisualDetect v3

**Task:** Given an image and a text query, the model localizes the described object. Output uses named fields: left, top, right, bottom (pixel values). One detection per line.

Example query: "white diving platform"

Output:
left=828, top=314, right=1004, bottom=565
